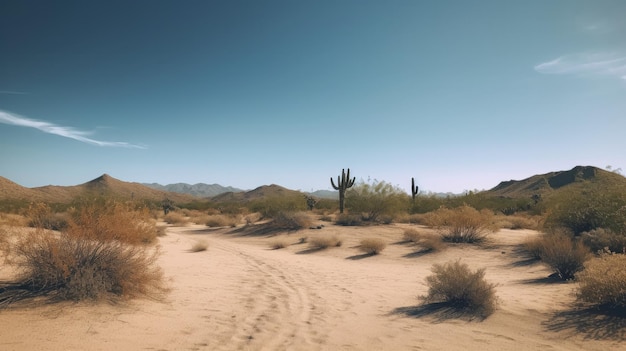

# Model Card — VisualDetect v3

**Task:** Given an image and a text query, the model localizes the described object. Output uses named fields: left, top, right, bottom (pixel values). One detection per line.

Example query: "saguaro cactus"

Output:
left=331, top=168, right=356, bottom=214
left=411, top=177, right=419, bottom=201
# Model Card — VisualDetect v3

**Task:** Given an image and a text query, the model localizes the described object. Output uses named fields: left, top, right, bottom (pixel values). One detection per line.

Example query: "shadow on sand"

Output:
left=345, top=252, right=376, bottom=260
left=391, top=302, right=488, bottom=322
left=543, top=305, right=626, bottom=340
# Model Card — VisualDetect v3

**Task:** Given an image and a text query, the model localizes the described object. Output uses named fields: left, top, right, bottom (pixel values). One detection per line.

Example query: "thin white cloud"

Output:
left=534, top=52, right=626, bottom=81
left=0, top=110, right=146, bottom=149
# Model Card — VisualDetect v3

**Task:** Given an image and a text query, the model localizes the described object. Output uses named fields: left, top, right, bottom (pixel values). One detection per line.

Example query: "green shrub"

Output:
left=580, top=228, right=626, bottom=254
left=538, top=234, right=591, bottom=280
left=421, top=260, right=497, bottom=318
left=423, top=205, right=496, bottom=243
left=345, top=180, right=409, bottom=223
left=543, top=179, right=626, bottom=235
left=358, top=238, right=387, bottom=255
left=577, top=253, right=626, bottom=308
left=1, top=231, right=164, bottom=303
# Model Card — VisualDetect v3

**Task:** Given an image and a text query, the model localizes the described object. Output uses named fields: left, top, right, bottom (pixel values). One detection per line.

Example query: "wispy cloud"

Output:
left=534, top=52, right=626, bottom=81
left=0, top=110, right=146, bottom=149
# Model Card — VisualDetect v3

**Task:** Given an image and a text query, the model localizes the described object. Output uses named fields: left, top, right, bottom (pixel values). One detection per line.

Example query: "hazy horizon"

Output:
left=1, top=1, right=625, bottom=193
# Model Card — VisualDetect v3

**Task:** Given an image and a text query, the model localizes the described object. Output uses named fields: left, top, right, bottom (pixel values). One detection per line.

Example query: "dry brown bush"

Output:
left=423, top=205, right=496, bottom=243
left=417, top=233, right=445, bottom=252
left=577, top=253, right=626, bottom=308
left=0, top=213, right=28, bottom=227
left=537, top=234, right=591, bottom=280
left=495, top=215, right=540, bottom=230
left=189, top=240, right=208, bottom=252
left=0, top=231, right=164, bottom=305
left=269, top=238, right=290, bottom=250
left=421, top=260, right=497, bottom=319
left=26, top=202, right=69, bottom=231
left=163, top=212, right=189, bottom=226
left=308, top=235, right=342, bottom=250
left=205, top=214, right=239, bottom=228
left=267, top=211, right=312, bottom=231
left=395, top=213, right=425, bottom=224
left=334, top=214, right=363, bottom=226
left=403, top=228, right=422, bottom=243
left=66, top=201, right=158, bottom=245
left=359, top=238, right=386, bottom=254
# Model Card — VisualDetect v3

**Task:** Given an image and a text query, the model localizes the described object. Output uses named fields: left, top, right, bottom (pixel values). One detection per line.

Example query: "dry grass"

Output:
left=269, top=238, right=290, bottom=250
left=163, top=212, right=189, bottom=226
left=205, top=214, right=240, bottom=228
left=189, top=240, right=208, bottom=252
left=358, top=238, right=387, bottom=255
left=423, top=205, right=496, bottom=243
left=266, top=211, right=312, bottom=231
left=577, top=252, right=626, bottom=308
left=0, top=213, right=28, bottom=227
left=421, top=260, right=497, bottom=319
left=0, top=230, right=165, bottom=305
left=495, top=215, right=540, bottom=230
left=403, top=229, right=444, bottom=252
left=66, top=201, right=158, bottom=245
left=308, top=235, right=342, bottom=250
left=536, top=234, right=591, bottom=280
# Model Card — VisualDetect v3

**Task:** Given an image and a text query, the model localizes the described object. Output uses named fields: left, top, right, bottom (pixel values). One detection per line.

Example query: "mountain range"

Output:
left=1, top=166, right=623, bottom=207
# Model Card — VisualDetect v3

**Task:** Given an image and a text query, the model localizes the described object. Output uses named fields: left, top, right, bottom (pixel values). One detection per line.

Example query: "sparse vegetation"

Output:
left=421, top=260, right=497, bottom=318
left=423, top=205, right=496, bottom=243
left=334, top=214, right=363, bottom=226
left=26, top=202, right=69, bottom=231
left=403, top=228, right=422, bottom=243
left=308, top=235, right=342, bottom=250
left=345, top=179, right=408, bottom=223
left=358, top=238, right=386, bottom=255
left=576, top=252, right=626, bottom=308
left=205, top=214, right=240, bottom=228
left=580, top=228, right=626, bottom=254
left=536, top=234, right=591, bottom=280
left=189, top=240, right=208, bottom=252
left=163, top=212, right=189, bottom=226
left=403, top=229, right=444, bottom=252
left=269, top=238, right=290, bottom=250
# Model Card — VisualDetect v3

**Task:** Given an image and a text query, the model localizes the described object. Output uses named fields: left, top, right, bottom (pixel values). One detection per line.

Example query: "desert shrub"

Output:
left=205, top=214, right=239, bottom=228
left=189, top=240, right=208, bottom=252
left=308, top=235, right=342, bottom=250
left=576, top=253, right=626, bottom=308
left=269, top=238, right=290, bottom=250
left=403, top=228, right=422, bottom=243
left=403, top=229, right=444, bottom=251
left=335, top=214, right=363, bottom=226
left=163, top=212, right=189, bottom=226
left=2, top=231, right=164, bottom=303
left=580, top=228, right=626, bottom=254
left=423, top=205, right=496, bottom=243
left=359, top=238, right=387, bottom=255
left=543, top=179, right=626, bottom=235
left=522, top=236, right=545, bottom=259
left=345, top=180, right=409, bottom=222
left=319, top=214, right=333, bottom=222
left=421, top=260, right=497, bottom=318
left=248, top=194, right=307, bottom=219
left=495, top=215, right=540, bottom=230
left=26, top=202, right=69, bottom=231
left=66, top=201, right=158, bottom=245
left=537, top=234, right=591, bottom=280
left=395, top=213, right=425, bottom=224
left=266, top=211, right=312, bottom=231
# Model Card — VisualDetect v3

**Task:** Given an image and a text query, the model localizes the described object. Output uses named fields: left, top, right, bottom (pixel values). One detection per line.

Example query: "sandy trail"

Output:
left=0, top=224, right=623, bottom=350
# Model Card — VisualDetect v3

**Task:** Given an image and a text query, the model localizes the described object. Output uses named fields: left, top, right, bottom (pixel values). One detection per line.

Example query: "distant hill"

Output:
left=485, top=166, right=625, bottom=198
left=143, top=182, right=244, bottom=198
left=212, top=184, right=305, bottom=202
left=0, top=174, right=194, bottom=205
left=308, top=189, right=338, bottom=199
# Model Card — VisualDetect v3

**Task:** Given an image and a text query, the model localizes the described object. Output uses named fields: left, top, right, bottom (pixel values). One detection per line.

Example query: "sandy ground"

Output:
left=0, top=221, right=624, bottom=350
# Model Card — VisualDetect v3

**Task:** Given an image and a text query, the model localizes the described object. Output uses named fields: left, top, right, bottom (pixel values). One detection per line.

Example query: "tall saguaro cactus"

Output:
left=331, top=168, right=356, bottom=214
left=411, top=177, right=419, bottom=202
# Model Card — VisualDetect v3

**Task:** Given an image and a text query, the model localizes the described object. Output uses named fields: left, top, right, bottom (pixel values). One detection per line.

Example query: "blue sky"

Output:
left=1, top=0, right=625, bottom=194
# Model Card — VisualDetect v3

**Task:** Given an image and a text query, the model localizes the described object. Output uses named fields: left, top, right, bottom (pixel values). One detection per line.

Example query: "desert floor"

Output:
left=1, top=221, right=625, bottom=351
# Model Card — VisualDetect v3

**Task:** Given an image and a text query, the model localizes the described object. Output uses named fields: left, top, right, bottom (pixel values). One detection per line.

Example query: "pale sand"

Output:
left=0, top=222, right=624, bottom=350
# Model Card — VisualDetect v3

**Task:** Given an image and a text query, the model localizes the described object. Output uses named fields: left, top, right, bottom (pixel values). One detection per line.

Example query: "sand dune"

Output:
left=0, top=223, right=623, bottom=350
